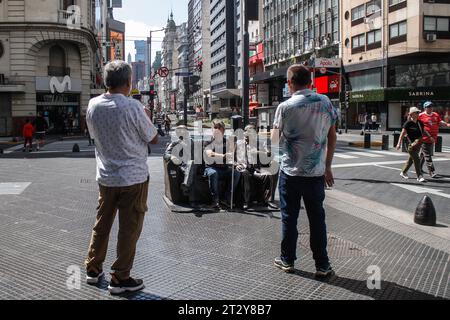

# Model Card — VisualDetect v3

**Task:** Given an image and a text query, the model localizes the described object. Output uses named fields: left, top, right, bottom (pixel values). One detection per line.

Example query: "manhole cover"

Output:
left=299, top=233, right=375, bottom=258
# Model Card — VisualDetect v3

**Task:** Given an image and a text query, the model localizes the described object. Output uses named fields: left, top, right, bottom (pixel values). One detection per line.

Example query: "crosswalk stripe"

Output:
left=334, top=154, right=359, bottom=159
left=347, top=151, right=384, bottom=158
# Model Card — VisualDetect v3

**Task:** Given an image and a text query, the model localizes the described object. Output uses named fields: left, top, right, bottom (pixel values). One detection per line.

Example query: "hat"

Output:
left=423, top=101, right=433, bottom=108
left=409, top=107, right=421, bottom=114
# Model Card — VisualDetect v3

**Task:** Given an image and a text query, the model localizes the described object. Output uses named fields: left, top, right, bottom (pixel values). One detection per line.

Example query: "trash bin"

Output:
left=382, top=135, right=389, bottom=151
left=231, top=115, right=243, bottom=131
left=364, top=133, right=371, bottom=149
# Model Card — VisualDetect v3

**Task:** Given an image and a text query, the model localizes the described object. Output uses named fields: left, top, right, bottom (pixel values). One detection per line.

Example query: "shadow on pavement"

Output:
left=91, top=278, right=169, bottom=300
left=336, top=178, right=450, bottom=189
left=293, top=270, right=446, bottom=300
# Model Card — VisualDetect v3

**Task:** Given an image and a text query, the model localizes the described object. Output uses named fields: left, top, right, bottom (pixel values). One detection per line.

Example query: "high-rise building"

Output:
left=131, top=61, right=146, bottom=89
left=341, top=0, right=450, bottom=131
left=128, top=53, right=132, bottom=64
left=209, top=0, right=242, bottom=116
left=188, top=0, right=211, bottom=114
left=254, top=0, right=340, bottom=125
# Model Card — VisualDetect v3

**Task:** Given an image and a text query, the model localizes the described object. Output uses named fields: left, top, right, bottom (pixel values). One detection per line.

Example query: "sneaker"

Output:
left=400, top=172, right=409, bottom=180
left=417, top=176, right=426, bottom=183
left=108, top=276, right=145, bottom=295
left=315, top=266, right=335, bottom=279
left=274, top=257, right=295, bottom=273
left=430, top=171, right=438, bottom=179
left=86, top=269, right=104, bottom=285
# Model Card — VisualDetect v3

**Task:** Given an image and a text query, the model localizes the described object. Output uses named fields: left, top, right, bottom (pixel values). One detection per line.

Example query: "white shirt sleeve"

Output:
left=273, top=103, right=284, bottom=130
left=135, top=102, right=158, bottom=143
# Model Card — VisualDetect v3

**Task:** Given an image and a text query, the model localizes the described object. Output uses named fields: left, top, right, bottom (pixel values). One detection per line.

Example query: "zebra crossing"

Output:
left=334, top=146, right=450, bottom=160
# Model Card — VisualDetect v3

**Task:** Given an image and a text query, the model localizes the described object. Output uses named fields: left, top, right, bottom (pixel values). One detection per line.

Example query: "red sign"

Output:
left=315, top=75, right=340, bottom=94
left=158, top=67, right=169, bottom=78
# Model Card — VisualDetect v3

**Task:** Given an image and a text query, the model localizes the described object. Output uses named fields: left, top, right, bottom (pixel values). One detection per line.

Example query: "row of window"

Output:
left=351, top=21, right=407, bottom=53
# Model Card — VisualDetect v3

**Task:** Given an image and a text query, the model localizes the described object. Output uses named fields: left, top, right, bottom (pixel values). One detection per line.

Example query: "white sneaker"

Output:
left=430, top=171, right=438, bottom=179
left=400, top=172, right=409, bottom=180
left=417, top=176, right=426, bottom=183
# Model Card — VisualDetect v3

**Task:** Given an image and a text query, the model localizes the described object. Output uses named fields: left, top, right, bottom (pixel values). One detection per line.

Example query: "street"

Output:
left=0, top=132, right=448, bottom=300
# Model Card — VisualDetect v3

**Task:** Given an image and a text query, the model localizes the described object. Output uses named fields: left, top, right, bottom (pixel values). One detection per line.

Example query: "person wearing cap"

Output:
left=236, top=125, right=273, bottom=210
left=204, top=119, right=241, bottom=210
left=397, top=107, right=433, bottom=183
left=418, top=101, right=450, bottom=178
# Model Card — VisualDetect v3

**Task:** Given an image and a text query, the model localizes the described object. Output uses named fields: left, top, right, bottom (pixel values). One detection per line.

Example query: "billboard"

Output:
left=110, top=30, right=124, bottom=61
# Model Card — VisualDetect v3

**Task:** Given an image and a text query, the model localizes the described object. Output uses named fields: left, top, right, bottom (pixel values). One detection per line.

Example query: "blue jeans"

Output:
left=204, top=166, right=241, bottom=203
left=279, top=171, right=330, bottom=269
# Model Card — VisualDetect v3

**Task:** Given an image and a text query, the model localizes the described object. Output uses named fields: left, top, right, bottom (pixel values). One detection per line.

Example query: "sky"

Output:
left=114, top=0, right=189, bottom=64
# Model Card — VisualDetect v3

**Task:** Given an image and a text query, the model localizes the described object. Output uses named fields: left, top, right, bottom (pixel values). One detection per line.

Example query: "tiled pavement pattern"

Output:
left=0, top=156, right=448, bottom=300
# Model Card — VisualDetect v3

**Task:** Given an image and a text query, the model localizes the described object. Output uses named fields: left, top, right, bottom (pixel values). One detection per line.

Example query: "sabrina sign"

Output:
left=409, top=91, right=435, bottom=97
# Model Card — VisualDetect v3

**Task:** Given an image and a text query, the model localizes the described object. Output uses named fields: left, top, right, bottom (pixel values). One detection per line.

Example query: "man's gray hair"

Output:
left=104, top=60, right=132, bottom=89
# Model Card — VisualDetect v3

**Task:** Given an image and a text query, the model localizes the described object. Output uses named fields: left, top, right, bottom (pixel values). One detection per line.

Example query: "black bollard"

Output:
left=414, top=196, right=437, bottom=226
left=435, top=136, right=443, bottom=153
left=364, top=133, right=371, bottom=149
left=0, top=148, right=3, bottom=154
left=72, top=144, right=80, bottom=153
left=382, top=135, right=389, bottom=150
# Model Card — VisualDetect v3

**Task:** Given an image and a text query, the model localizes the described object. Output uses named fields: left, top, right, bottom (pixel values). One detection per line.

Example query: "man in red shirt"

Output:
left=418, top=101, right=450, bottom=178
left=22, top=119, right=34, bottom=152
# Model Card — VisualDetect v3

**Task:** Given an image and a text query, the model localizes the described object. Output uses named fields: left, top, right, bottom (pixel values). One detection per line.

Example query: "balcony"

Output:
left=0, top=74, right=26, bottom=92
left=58, top=10, right=83, bottom=27
left=48, top=66, right=71, bottom=77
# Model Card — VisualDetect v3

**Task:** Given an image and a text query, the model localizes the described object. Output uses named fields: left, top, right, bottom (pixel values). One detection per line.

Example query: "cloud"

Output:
left=124, top=20, right=165, bottom=63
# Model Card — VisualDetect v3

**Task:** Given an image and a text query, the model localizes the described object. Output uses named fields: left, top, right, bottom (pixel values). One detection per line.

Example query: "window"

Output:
left=366, top=0, right=381, bottom=15
left=424, top=16, right=450, bottom=32
left=352, top=34, right=365, bottom=51
left=367, top=29, right=382, bottom=45
left=388, top=0, right=407, bottom=12
left=389, top=0, right=406, bottom=5
left=48, top=45, right=69, bottom=76
left=351, top=5, right=365, bottom=21
left=390, top=21, right=407, bottom=38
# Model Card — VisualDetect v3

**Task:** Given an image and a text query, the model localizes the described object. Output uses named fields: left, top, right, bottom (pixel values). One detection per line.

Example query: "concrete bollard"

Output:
left=364, top=133, right=371, bottom=149
left=414, top=196, right=437, bottom=227
left=382, top=135, right=389, bottom=150
left=435, top=136, right=443, bottom=153
left=72, top=144, right=80, bottom=153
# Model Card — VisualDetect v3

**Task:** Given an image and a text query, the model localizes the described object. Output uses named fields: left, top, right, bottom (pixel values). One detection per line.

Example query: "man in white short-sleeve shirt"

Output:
left=85, top=60, right=158, bottom=295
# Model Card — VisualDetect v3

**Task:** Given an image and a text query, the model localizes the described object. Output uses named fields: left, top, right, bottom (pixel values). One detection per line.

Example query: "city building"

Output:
left=341, top=0, right=450, bottom=131
left=176, top=22, right=190, bottom=111
left=127, top=53, right=132, bottom=64
left=134, top=40, right=149, bottom=77
left=188, top=0, right=211, bottom=115
left=254, top=0, right=340, bottom=126
left=160, top=12, right=181, bottom=111
left=131, top=61, right=146, bottom=89
left=0, top=0, right=101, bottom=136
left=209, top=0, right=242, bottom=117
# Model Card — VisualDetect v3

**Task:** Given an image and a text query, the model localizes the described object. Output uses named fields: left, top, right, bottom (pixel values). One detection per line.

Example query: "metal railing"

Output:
left=48, top=66, right=71, bottom=77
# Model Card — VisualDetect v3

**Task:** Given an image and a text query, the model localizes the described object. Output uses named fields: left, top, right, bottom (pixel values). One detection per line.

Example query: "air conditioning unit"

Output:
left=426, top=33, right=437, bottom=42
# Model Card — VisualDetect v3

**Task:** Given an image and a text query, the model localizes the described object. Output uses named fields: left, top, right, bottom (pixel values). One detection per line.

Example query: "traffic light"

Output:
left=197, top=61, right=203, bottom=72
left=149, top=82, right=155, bottom=99
left=183, top=75, right=201, bottom=94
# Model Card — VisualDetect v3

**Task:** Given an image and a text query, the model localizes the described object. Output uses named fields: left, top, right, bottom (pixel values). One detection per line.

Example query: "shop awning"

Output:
left=250, top=66, right=289, bottom=84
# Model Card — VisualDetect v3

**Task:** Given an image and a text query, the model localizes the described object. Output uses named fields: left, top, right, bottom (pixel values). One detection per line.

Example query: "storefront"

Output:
left=386, top=88, right=450, bottom=131
left=346, top=89, right=387, bottom=130
left=0, top=93, right=12, bottom=136
left=36, top=93, right=81, bottom=134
